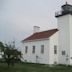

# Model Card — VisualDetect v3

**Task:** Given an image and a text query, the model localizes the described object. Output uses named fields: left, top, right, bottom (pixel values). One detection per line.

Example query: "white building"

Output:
left=22, top=27, right=58, bottom=64
left=55, top=3, right=72, bottom=65
left=22, top=3, right=72, bottom=65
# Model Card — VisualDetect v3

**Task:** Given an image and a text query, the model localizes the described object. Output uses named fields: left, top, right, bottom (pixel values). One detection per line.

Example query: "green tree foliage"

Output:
left=0, top=41, right=22, bottom=67
left=0, top=42, right=5, bottom=52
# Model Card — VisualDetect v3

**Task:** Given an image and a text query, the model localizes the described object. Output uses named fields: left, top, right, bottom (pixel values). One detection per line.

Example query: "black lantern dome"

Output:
left=55, top=2, right=72, bottom=17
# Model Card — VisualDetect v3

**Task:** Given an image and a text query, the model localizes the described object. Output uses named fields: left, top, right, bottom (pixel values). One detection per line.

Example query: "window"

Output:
left=32, top=46, right=35, bottom=54
left=62, top=51, right=65, bottom=55
left=54, top=45, right=57, bottom=54
left=41, top=45, right=44, bottom=54
left=25, top=46, right=28, bottom=53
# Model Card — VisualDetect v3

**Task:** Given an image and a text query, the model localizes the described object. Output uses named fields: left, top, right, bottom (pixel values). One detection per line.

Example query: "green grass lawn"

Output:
left=0, top=63, right=72, bottom=72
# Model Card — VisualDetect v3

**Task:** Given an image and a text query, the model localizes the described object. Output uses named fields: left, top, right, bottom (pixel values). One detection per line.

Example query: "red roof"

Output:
left=22, top=29, right=58, bottom=42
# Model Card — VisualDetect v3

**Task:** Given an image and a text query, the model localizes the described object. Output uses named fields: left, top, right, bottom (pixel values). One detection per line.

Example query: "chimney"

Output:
left=33, top=26, right=40, bottom=33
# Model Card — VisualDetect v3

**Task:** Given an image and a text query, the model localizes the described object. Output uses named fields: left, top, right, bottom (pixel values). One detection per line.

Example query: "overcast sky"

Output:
left=0, top=0, right=72, bottom=46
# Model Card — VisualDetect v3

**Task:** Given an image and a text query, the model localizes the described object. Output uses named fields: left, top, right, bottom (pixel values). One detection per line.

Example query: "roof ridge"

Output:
left=34, top=28, right=58, bottom=34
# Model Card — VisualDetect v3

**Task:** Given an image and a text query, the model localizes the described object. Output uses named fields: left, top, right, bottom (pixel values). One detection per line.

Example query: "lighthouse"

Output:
left=55, top=3, right=72, bottom=65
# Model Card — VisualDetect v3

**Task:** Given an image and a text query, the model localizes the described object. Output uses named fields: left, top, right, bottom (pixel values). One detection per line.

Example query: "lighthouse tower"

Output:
left=55, top=3, right=72, bottom=65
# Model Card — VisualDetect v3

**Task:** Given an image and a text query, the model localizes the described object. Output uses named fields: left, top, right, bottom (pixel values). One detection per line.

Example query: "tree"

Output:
left=0, top=42, right=4, bottom=52
left=0, top=41, right=22, bottom=67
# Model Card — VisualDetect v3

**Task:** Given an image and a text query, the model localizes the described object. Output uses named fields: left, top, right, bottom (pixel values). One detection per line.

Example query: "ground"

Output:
left=0, top=63, right=72, bottom=72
